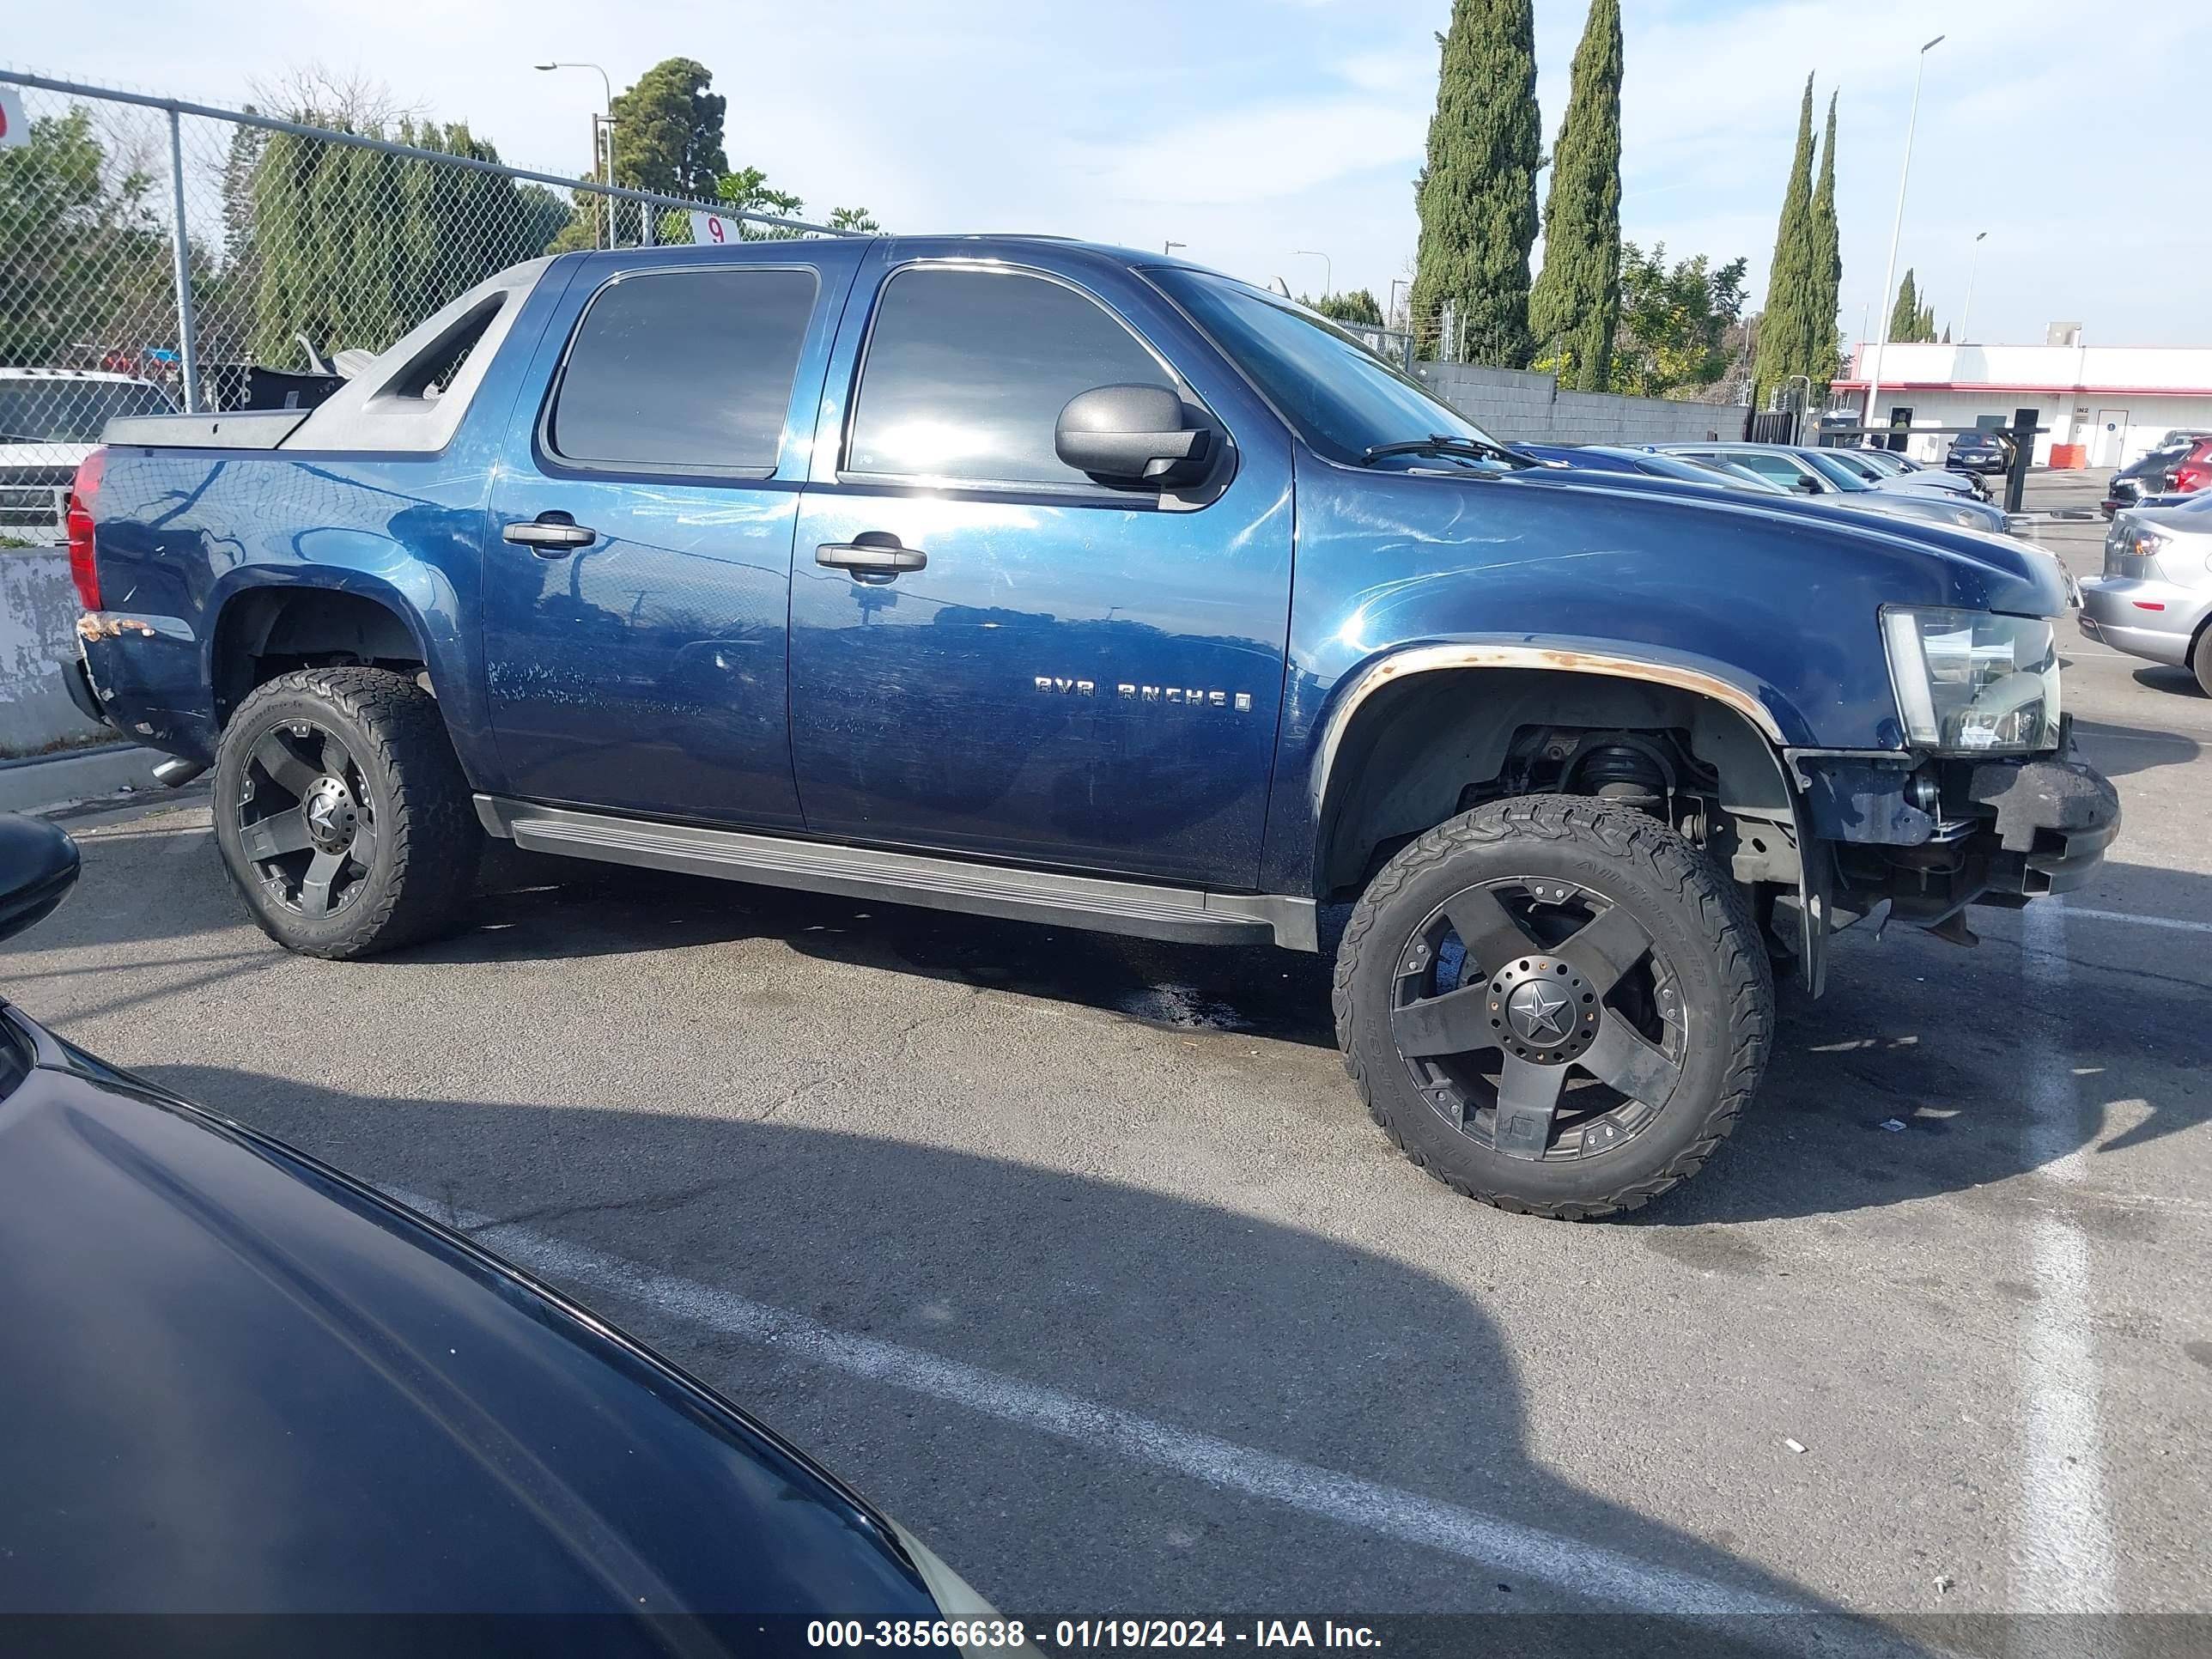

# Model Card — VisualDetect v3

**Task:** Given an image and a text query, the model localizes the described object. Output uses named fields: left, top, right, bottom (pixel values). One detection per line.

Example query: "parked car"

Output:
left=2079, top=491, right=2212, bottom=694
left=1850, top=444, right=1991, bottom=501
left=1815, top=444, right=1986, bottom=501
left=0, top=813, right=1019, bottom=1639
left=2104, top=436, right=2212, bottom=518
left=1509, top=442, right=1790, bottom=492
left=1945, top=429, right=2011, bottom=476
left=1656, top=442, right=2017, bottom=537
left=64, top=238, right=2117, bottom=1219
left=0, top=368, right=175, bottom=536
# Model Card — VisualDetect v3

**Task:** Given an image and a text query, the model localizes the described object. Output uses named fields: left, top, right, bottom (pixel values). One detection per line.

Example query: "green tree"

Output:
left=1528, top=0, right=1622, bottom=391
left=248, top=118, right=572, bottom=363
left=611, top=58, right=728, bottom=197
left=1807, top=90, right=1842, bottom=386
left=1306, top=289, right=1385, bottom=326
left=0, top=107, right=173, bottom=369
left=1888, top=268, right=1937, bottom=343
left=1609, top=240, right=1748, bottom=398
left=1409, top=0, right=1540, bottom=367
left=1750, top=74, right=1823, bottom=401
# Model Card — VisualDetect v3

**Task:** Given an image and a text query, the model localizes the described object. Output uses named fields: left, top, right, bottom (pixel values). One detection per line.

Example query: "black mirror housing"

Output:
left=1055, top=384, right=1212, bottom=487
left=0, top=815, right=80, bottom=946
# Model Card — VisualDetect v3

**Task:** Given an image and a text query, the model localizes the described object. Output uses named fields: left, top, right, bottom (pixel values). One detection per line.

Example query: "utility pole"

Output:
left=1960, top=230, right=1989, bottom=343
left=1863, top=34, right=1943, bottom=441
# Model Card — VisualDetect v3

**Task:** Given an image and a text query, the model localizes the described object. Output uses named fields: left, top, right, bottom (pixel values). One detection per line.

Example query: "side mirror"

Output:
left=0, top=815, right=79, bottom=945
left=1055, top=385, right=1212, bottom=487
left=1796, top=475, right=1823, bottom=495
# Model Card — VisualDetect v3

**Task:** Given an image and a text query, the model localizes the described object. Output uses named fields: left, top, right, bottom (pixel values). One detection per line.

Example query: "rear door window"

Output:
left=547, top=267, right=818, bottom=476
left=844, top=265, right=1176, bottom=488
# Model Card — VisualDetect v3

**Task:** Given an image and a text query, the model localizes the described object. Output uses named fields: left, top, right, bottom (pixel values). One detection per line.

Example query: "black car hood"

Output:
left=0, top=1011, right=939, bottom=1628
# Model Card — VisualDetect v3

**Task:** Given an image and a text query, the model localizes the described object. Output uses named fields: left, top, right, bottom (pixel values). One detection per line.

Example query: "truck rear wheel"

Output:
left=212, top=666, right=482, bottom=960
left=1333, top=794, right=1772, bottom=1219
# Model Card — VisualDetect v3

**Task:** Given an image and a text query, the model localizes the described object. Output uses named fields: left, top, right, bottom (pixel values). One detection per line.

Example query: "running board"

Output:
left=474, top=797, right=1318, bottom=951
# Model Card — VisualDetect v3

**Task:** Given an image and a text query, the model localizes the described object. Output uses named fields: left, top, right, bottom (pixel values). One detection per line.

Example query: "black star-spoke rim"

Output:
left=1390, top=877, right=1686, bottom=1164
left=234, top=719, right=377, bottom=920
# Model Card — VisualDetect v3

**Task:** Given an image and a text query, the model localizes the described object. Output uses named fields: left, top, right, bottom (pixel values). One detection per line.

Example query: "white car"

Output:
left=0, top=368, right=178, bottom=538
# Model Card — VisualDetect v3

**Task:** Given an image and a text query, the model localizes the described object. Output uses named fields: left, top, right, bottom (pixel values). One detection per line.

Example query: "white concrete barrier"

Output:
left=1, top=546, right=108, bottom=758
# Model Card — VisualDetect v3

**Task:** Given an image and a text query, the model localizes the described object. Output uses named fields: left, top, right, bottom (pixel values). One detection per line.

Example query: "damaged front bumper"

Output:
left=1786, top=729, right=2120, bottom=968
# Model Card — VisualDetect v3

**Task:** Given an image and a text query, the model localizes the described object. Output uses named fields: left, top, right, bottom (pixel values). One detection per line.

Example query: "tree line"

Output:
left=0, top=58, right=877, bottom=379
left=1404, top=0, right=1856, bottom=405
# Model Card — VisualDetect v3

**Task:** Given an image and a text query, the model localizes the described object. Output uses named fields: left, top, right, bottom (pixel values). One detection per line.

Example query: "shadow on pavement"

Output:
left=134, top=1061, right=1937, bottom=1655
left=2129, top=665, right=2206, bottom=702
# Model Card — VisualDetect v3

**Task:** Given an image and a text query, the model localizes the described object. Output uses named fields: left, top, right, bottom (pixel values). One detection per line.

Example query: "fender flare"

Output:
left=1304, top=639, right=1834, bottom=990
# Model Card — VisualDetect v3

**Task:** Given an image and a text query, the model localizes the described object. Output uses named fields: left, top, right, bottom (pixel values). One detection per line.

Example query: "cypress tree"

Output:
left=1808, top=91, right=1841, bottom=386
left=1751, top=75, right=1818, bottom=402
left=1528, top=0, right=1623, bottom=391
left=1889, top=268, right=1921, bottom=342
left=1409, top=0, right=1541, bottom=367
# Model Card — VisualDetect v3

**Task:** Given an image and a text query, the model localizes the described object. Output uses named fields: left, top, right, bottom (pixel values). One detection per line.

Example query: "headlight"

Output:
left=1881, top=607, right=2062, bottom=754
left=1951, top=507, right=1982, bottom=527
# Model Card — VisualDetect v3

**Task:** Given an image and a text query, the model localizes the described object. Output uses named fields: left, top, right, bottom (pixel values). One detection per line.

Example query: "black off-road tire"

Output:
left=1332, top=793, right=1773, bottom=1219
left=213, top=666, right=482, bottom=959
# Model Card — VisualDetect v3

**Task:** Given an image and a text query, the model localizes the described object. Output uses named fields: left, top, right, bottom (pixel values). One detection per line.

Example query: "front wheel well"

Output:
left=210, top=588, right=428, bottom=728
left=1313, top=666, right=1799, bottom=901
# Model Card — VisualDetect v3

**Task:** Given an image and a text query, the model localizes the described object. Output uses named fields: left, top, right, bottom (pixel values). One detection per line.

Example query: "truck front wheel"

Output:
left=212, top=666, right=482, bottom=960
left=1333, top=794, right=1772, bottom=1218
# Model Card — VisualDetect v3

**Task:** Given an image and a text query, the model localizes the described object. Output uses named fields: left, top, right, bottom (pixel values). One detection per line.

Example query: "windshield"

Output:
left=1146, top=269, right=1505, bottom=466
left=1856, top=448, right=1907, bottom=473
left=1801, top=450, right=1876, bottom=491
left=0, top=380, right=175, bottom=443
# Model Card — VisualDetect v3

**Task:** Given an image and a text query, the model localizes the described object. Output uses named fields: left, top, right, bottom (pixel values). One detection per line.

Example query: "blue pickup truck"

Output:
left=62, top=235, right=2118, bottom=1218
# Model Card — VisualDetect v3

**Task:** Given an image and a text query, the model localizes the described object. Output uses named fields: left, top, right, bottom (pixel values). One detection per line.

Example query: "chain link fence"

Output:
left=0, top=69, right=854, bottom=538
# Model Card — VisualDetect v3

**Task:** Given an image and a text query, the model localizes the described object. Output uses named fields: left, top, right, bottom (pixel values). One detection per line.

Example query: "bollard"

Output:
left=2003, top=407, right=2039, bottom=515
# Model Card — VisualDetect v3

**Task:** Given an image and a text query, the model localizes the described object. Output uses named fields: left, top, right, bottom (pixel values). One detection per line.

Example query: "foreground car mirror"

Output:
left=1797, top=476, right=1823, bottom=495
left=0, top=815, right=80, bottom=945
left=1055, top=384, right=1213, bottom=487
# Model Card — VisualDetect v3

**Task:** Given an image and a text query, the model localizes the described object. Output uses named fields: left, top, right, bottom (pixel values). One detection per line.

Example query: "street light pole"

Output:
left=535, top=62, right=616, bottom=246
left=1292, top=248, right=1331, bottom=301
left=1960, top=229, right=1989, bottom=343
left=1389, top=277, right=1408, bottom=330
left=1164, top=240, right=1186, bottom=257
left=1863, top=33, right=1943, bottom=446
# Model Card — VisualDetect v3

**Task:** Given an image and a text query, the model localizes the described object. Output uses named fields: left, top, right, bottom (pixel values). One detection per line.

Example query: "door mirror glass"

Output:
left=1054, top=385, right=1212, bottom=486
left=0, top=815, right=79, bottom=945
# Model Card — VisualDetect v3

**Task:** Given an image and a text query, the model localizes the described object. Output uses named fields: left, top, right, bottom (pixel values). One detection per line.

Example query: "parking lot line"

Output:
left=2011, top=904, right=2118, bottom=1616
left=2059, top=906, right=2212, bottom=937
left=388, top=1188, right=1923, bottom=1637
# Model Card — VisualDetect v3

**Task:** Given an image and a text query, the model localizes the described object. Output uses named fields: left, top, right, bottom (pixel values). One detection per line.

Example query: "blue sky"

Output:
left=19, top=0, right=2211, bottom=346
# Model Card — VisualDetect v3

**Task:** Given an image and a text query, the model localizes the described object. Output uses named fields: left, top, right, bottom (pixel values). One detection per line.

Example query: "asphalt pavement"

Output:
left=3, top=470, right=2205, bottom=1650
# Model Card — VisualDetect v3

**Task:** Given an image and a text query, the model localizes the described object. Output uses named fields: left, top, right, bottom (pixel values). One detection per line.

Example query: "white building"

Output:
left=1832, top=338, right=2212, bottom=470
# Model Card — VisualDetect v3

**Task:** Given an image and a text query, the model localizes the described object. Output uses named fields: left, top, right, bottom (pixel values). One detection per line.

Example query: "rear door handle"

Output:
left=816, top=532, right=925, bottom=574
left=503, top=514, right=596, bottom=556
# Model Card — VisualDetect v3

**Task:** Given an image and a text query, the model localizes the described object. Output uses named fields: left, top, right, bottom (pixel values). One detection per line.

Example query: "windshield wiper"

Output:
left=1358, top=434, right=1533, bottom=469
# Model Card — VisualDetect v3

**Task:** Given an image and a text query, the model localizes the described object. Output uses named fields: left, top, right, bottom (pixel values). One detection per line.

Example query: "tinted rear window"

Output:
left=549, top=267, right=817, bottom=474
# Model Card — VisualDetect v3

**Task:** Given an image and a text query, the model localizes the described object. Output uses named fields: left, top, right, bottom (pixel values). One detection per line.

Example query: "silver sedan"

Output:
left=2080, top=494, right=2212, bottom=695
left=1659, top=442, right=2017, bottom=537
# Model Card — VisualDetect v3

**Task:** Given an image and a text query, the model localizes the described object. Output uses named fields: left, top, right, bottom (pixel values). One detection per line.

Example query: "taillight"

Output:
left=65, top=447, right=104, bottom=611
left=2176, top=465, right=2209, bottom=494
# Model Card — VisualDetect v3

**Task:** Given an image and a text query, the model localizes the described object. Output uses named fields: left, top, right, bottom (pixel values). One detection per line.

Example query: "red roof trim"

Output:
left=1832, top=380, right=2212, bottom=397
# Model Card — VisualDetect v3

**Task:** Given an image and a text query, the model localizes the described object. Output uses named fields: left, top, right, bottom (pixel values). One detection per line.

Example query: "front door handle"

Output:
left=817, top=532, right=925, bottom=574
left=503, top=514, right=596, bottom=556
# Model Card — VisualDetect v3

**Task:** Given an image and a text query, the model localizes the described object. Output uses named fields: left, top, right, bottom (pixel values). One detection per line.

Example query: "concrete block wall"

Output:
left=2, top=549, right=107, bottom=757
left=1417, top=362, right=1742, bottom=448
